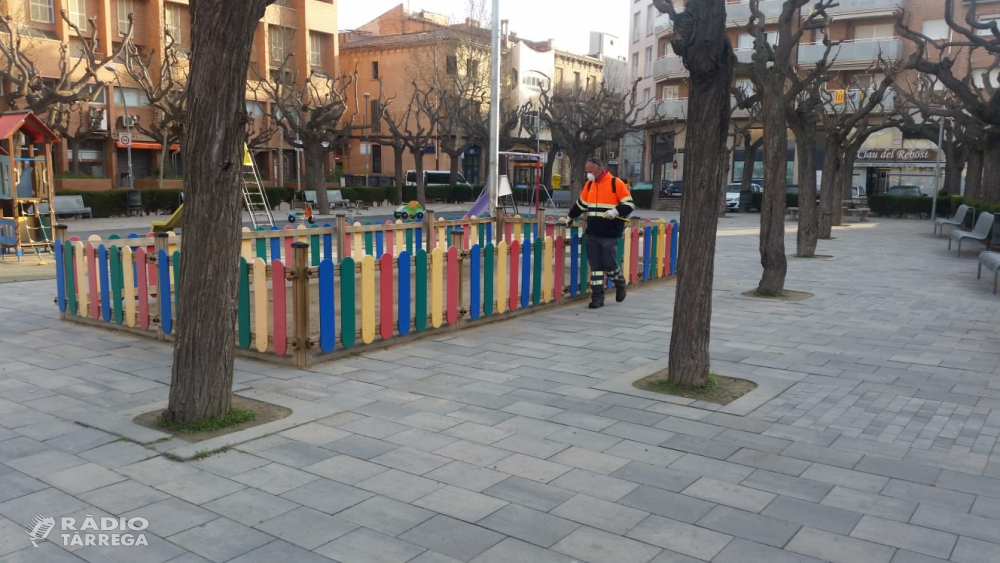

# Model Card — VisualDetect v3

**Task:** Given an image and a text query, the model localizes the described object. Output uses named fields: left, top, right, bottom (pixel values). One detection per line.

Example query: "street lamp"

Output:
left=105, top=65, right=134, bottom=189
left=363, top=92, right=370, bottom=187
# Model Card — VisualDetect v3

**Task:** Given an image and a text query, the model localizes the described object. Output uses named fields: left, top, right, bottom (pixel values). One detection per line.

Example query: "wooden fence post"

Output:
left=495, top=212, right=504, bottom=245
left=335, top=214, right=347, bottom=261
left=291, top=241, right=310, bottom=367
left=537, top=209, right=546, bottom=243
left=451, top=228, right=465, bottom=318
left=425, top=209, right=435, bottom=250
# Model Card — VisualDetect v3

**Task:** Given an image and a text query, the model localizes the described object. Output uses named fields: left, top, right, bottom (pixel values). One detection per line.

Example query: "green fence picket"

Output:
left=341, top=257, right=356, bottom=348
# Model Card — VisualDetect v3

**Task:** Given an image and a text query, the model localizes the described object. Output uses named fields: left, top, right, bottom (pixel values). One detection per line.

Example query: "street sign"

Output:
left=672, top=160, right=678, bottom=169
left=118, top=133, right=131, bottom=147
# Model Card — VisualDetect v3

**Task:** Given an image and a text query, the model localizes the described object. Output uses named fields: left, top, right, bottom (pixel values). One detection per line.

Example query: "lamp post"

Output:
left=363, top=92, right=370, bottom=186
left=930, top=117, right=945, bottom=222
left=106, top=65, right=133, bottom=189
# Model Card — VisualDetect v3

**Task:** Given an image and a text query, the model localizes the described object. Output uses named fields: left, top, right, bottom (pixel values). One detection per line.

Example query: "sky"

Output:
left=337, top=0, right=631, bottom=58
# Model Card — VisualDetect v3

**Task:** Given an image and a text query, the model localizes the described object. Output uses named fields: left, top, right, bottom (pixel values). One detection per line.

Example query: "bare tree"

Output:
left=166, top=0, right=277, bottom=424
left=383, top=82, right=438, bottom=205
left=654, top=0, right=734, bottom=386
left=537, top=82, right=644, bottom=201
left=254, top=59, right=364, bottom=214
left=123, top=32, right=188, bottom=188
left=731, top=88, right=764, bottom=217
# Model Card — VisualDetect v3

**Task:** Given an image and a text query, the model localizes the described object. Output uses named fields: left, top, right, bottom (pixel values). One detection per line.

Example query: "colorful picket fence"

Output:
left=54, top=216, right=680, bottom=366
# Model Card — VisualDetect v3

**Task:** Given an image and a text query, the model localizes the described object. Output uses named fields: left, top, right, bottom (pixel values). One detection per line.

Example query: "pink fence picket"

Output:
left=446, top=246, right=459, bottom=324
left=136, top=248, right=149, bottom=330
left=380, top=253, right=394, bottom=340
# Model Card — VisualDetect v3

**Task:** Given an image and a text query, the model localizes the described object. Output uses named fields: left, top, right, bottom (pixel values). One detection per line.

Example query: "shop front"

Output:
left=853, top=147, right=942, bottom=196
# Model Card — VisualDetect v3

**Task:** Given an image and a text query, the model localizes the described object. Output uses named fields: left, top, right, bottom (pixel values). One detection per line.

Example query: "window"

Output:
left=370, top=99, right=382, bottom=133
left=977, top=17, right=1000, bottom=37
left=632, top=12, right=640, bottom=42
left=555, top=67, right=564, bottom=86
left=661, top=85, right=679, bottom=100
left=574, top=71, right=581, bottom=90
left=631, top=53, right=638, bottom=79
left=921, top=19, right=948, bottom=40
left=735, top=79, right=754, bottom=95
left=372, top=145, right=382, bottom=174
left=114, top=87, right=149, bottom=107
left=855, top=23, right=895, bottom=40
left=646, top=5, right=654, bottom=35
left=164, top=3, right=182, bottom=42
left=738, top=34, right=754, bottom=51
left=68, top=0, right=86, bottom=29
left=973, top=68, right=1000, bottom=88
left=117, top=0, right=133, bottom=35
left=82, top=84, right=106, bottom=105
left=522, top=73, right=548, bottom=91
left=466, top=59, right=479, bottom=79
left=270, top=26, right=293, bottom=63
left=30, top=0, right=53, bottom=23
left=371, top=60, right=379, bottom=79
left=309, top=33, right=322, bottom=66
left=446, top=55, right=457, bottom=75
left=644, top=47, right=652, bottom=77
left=245, top=101, right=265, bottom=117
left=643, top=88, right=651, bottom=105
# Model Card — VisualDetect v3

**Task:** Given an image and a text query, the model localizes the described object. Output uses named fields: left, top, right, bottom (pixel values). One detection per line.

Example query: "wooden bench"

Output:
left=786, top=207, right=799, bottom=221
left=843, top=207, right=870, bottom=222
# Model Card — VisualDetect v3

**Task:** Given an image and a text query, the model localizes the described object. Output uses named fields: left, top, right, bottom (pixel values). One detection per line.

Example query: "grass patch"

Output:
left=156, top=408, right=256, bottom=434
left=742, top=288, right=814, bottom=301
left=193, top=446, right=231, bottom=460
left=634, top=372, right=757, bottom=405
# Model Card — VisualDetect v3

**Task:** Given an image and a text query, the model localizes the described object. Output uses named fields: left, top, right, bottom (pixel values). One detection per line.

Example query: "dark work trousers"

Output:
left=586, top=235, right=624, bottom=301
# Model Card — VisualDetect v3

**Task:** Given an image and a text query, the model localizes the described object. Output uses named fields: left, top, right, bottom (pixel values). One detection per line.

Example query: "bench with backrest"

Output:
left=786, top=207, right=800, bottom=220
left=53, top=195, right=92, bottom=218
left=934, top=204, right=972, bottom=236
left=301, top=190, right=352, bottom=209
left=949, top=212, right=994, bottom=257
left=550, top=190, right=572, bottom=208
left=978, top=251, right=1000, bottom=295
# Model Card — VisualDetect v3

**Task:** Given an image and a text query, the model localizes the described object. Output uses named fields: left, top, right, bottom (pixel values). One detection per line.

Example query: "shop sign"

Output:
left=856, top=148, right=937, bottom=162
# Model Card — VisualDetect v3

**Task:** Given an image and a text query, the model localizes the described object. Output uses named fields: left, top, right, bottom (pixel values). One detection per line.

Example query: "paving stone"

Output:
left=488, top=453, right=571, bottom=483
left=470, top=538, right=576, bottom=563
left=4, top=449, right=87, bottom=477
left=762, top=496, right=863, bottom=535
left=611, top=461, right=699, bottom=492
left=190, top=450, right=269, bottom=478
left=786, top=527, right=895, bottom=563
left=548, top=447, right=630, bottom=475
left=820, top=486, right=917, bottom=522
left=0, top=487, right=88, bottom=527
left=552, top=526, right=662, bottom=563
left=78, top=441, right=159, bottom=468
left=231, top=463, right=319, bottom=495
left=253, top=506, right=357, bottom=550
left=385, top=428, right=460, bottom=453
left=0, top=465, right=47, bottom=503
left=661, top=434, right=741, bottom=460
left=881, top=479, right=975, bottom=512
left=303, top=455, right=389, bottom=485
left=76, top=478, right=170, bottom=514
left=414, top=485, right=508, bottom=523
left=202, top=488, right=299, bottom=526
left=935, top=469, right=1000, bottom=498
left=854, top=455, right=941, bottom=485
left=626, top=514, right=733, bottom=560
left=315, top=527, right=425, bottom=563
left=550, top=468, right=638, bottom=502
left=741, top=469, right=833, bottom=502
left=849, top=515, right=956, bottom=559
left=490, top=434, right=567, bottom=458
left=443, top=422, right=515, bottom=445
left=909, top=503, right=1000, bottom=544
left=279, top=478, right=372, bottom=514
left=336, top=496, right=434, bottom=537
left=602, top=422, right=675, bottom=446
left=696, top=505, right=800, bottom=548
left=714, top=429, right=792, bottom=454
left=169, top=517, right=274, bottom=562
left=763, top=425, right=839, bottom=447
left=478, top=504, right=580, bottom=548
left=889, top=551, right=950, bottom=563
left=122, top=498, right=217, bottom=538
left=323, top=434, right=399, bottom=459
left=550, top=494, right=649, bottom=535
left=682, top=477, right=776, bottom=513
left=617, top=485, right=715, bottom=524
left=278, top=422, right=351, bottom=445
left=727, top=449, right=812, bottom=476
left=714, top=538, right=826, bottom=563
left=225, top=539, right=331, bottom=563
left=482, top=476, right=575, bottom=512
left=155, top=471, right=246, bottom=505
left=371, top=447, right=451, bottom=475
left=950, top=536, right=999, bottom=563
left=546, top=427, right=622, bottom=452
left=339, top=416, right=410, bottom=439
left=669, top=453, right=756, bottom=483
left=434, top=441, right=512, bottom=467
left=425, top=461, right=509, bottom=492
left=255, top=442, right=337, bottom=468
left=799, top=464, right=889, bottom=494
left=400, top=515, right=505, bottom=561
left=653, top=417, right=725, bottom=439
left=970, top=495, right=1000, bottom=519
left=74, top=530, right=184, bottom=563
left=356, top=469, right=444, bottom=502
left=604, top=440, right=686, bottom=467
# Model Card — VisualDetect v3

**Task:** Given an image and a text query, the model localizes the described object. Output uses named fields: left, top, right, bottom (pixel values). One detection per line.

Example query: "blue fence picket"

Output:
left=644, top=226, right=652, bottom=281
left=414, top=227, right=422, bottom=252
left=322, top=224, right=333, bottom=262
left=98, top=245, right=111, bottom=322
left=319, top=259, right=335, bottom=353
left=671, top=222, right=679, bottom=275
left=521, top=238, right=531, bottom=309
left=398, top=251, right=411, bottom=336
left=375, top=231, right=384, bottom=258
left=269, top=226, right=281, bottom=261
left=158, top=249, right=172, bottom=335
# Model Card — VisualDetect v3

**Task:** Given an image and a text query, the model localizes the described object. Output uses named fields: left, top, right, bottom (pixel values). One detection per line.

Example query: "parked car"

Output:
left=405, top=170, right=472, bottom=187
left=725, top=182, right=762, bottom=212
left=851, top=186, right=867, bottom=204
left=631, top=182, right=654, bottom=191
left=661, top=181, right=683, bottom=198
left=887, top=185, right=924, bottom=197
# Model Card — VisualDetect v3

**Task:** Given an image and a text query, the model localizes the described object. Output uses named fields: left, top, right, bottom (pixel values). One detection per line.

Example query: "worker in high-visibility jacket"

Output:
left=567, top=157, right=635, bottom=309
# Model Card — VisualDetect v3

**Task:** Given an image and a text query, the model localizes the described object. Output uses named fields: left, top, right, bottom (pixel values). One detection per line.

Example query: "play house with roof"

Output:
left=0, top=111, right=60, bottom=260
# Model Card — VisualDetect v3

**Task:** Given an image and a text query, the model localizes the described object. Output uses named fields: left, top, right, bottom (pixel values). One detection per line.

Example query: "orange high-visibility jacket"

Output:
left=567, top=172, right=635, bottom=238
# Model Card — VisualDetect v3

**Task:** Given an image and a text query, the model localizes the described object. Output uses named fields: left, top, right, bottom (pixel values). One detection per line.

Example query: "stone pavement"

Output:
left=1, top=214, right=999, bottom=563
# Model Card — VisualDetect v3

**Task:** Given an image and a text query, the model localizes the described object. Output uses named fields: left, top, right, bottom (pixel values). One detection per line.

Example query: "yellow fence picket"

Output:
left=431, top=247, right=443, bottom=328
left=656, top=220, right=666, bottom=278
left=297, top=224, right=308, bottom=243
left=123, top=246, right=136, bottom=327
left=361, top=255, right=376, bottom=344
left=241, top=227, right=252, bottom=260
left=395, top=220, right=404, bottom=251
left=253, top=257, right=268, bottom=353
left=75, top=242, right=87, bottom=318
left=436, top=218, right=446, bottom=251
left=542, top=237, right=553, bottom=302
left=496, top=242, right=507, bottom=314
left=352, top=222, right=363, bottom=256
left=622, top=227, right=632, bottom=286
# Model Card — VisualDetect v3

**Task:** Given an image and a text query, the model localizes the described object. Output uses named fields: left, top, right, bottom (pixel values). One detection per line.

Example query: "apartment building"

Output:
left=635, top=0, right=1000, bottom=194
left=0, top=0, right=338, bottom=190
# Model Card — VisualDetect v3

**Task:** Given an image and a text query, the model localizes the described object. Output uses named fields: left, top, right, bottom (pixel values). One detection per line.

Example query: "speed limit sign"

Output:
left=118, top=133, right=131, bottom=147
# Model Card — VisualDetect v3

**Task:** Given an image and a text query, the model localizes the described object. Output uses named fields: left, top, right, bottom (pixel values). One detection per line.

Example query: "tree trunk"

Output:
left=830, top=147, right=850, bottom=226
left=568, top=151, right=590, bottom=203
left=666, top=0, right=734, bottom=387
left=942, top=139, right=967, bottom=196
left=305, top=144, right=329, bottom=214
left=983, top=141, right=1000, bottom=204
left=413, top=148, right=426, bottom=205
left=167, top=0, right=273, bottom=424
left=966, top=148, right=984, bottom=200
left=448, top=149, right=461, bottom=185
left=838, top=152, right=856, bottom=218
left=757, top=71, right=788, bottom=295
left=393, top=144, right=404, bottom=204
left=790, top=114, right=818, bottom=257
left=818, top=135, right=839, bottom=239
left=158, top=128, right=170, bottom=190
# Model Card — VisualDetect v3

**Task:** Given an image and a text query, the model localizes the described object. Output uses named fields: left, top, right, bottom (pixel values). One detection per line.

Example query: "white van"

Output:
left=404, top=170, right=472, bottom=187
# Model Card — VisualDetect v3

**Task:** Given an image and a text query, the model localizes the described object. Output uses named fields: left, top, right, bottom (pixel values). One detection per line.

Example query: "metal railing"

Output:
left=652, top=55, right=685, bottom=79
left=798, top=37, right=903, bottom=66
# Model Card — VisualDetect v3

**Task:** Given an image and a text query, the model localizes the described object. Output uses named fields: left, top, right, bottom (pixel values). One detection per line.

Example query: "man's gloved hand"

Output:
left=603, top=208, right=619, bottom=220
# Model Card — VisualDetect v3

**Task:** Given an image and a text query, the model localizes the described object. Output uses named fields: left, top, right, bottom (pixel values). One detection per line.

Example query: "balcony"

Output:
left=647, top=98, right=688, bottom=121
left=734, top=49, right=754, bottom=64
left=824, top=89, right=896, bottom=114
left=726, top=0, right=785, bottom=24
left=654, top=12, right=673, bottom=36
left=827, top=0, right=903, bottom=19
left=653, top=56, right=686, bottom=79
left=798, top=37, right=903, bottom=68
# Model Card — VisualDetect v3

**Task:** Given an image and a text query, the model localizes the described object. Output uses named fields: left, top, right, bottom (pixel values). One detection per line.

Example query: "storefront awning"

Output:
left=116, top=140, right=181, bottom=151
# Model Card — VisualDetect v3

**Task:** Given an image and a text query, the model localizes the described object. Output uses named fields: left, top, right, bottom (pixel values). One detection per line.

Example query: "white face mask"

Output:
left=586, top=173, right=596, bottom=182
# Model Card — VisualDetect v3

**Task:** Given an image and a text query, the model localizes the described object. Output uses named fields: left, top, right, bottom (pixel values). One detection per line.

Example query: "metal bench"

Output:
left=978, top=251, right=1000, bottom=294
left=949, top=212, right=994, bottom=257
left=550, top=190, right=573, bottom=208
left=934, top=204, right=972, bottom=236
left=53, top=195, right=92, bottom=218
left=302, top=190, right=353, bottom=209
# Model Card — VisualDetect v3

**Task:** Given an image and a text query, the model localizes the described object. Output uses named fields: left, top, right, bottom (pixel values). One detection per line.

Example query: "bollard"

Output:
left=292, top=242, right=310, bottom=367
left=450, top=228, right=465, bottom=319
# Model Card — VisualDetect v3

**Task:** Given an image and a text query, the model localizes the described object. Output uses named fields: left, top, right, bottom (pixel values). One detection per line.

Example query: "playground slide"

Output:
left=151, top=204, right=183, bottom=233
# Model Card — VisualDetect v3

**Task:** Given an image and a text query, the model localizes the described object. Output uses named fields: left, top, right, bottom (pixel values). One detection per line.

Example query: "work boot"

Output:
left=615, top=281, right=627, bottom=303
left=588, top=298, right=604, bottom=309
